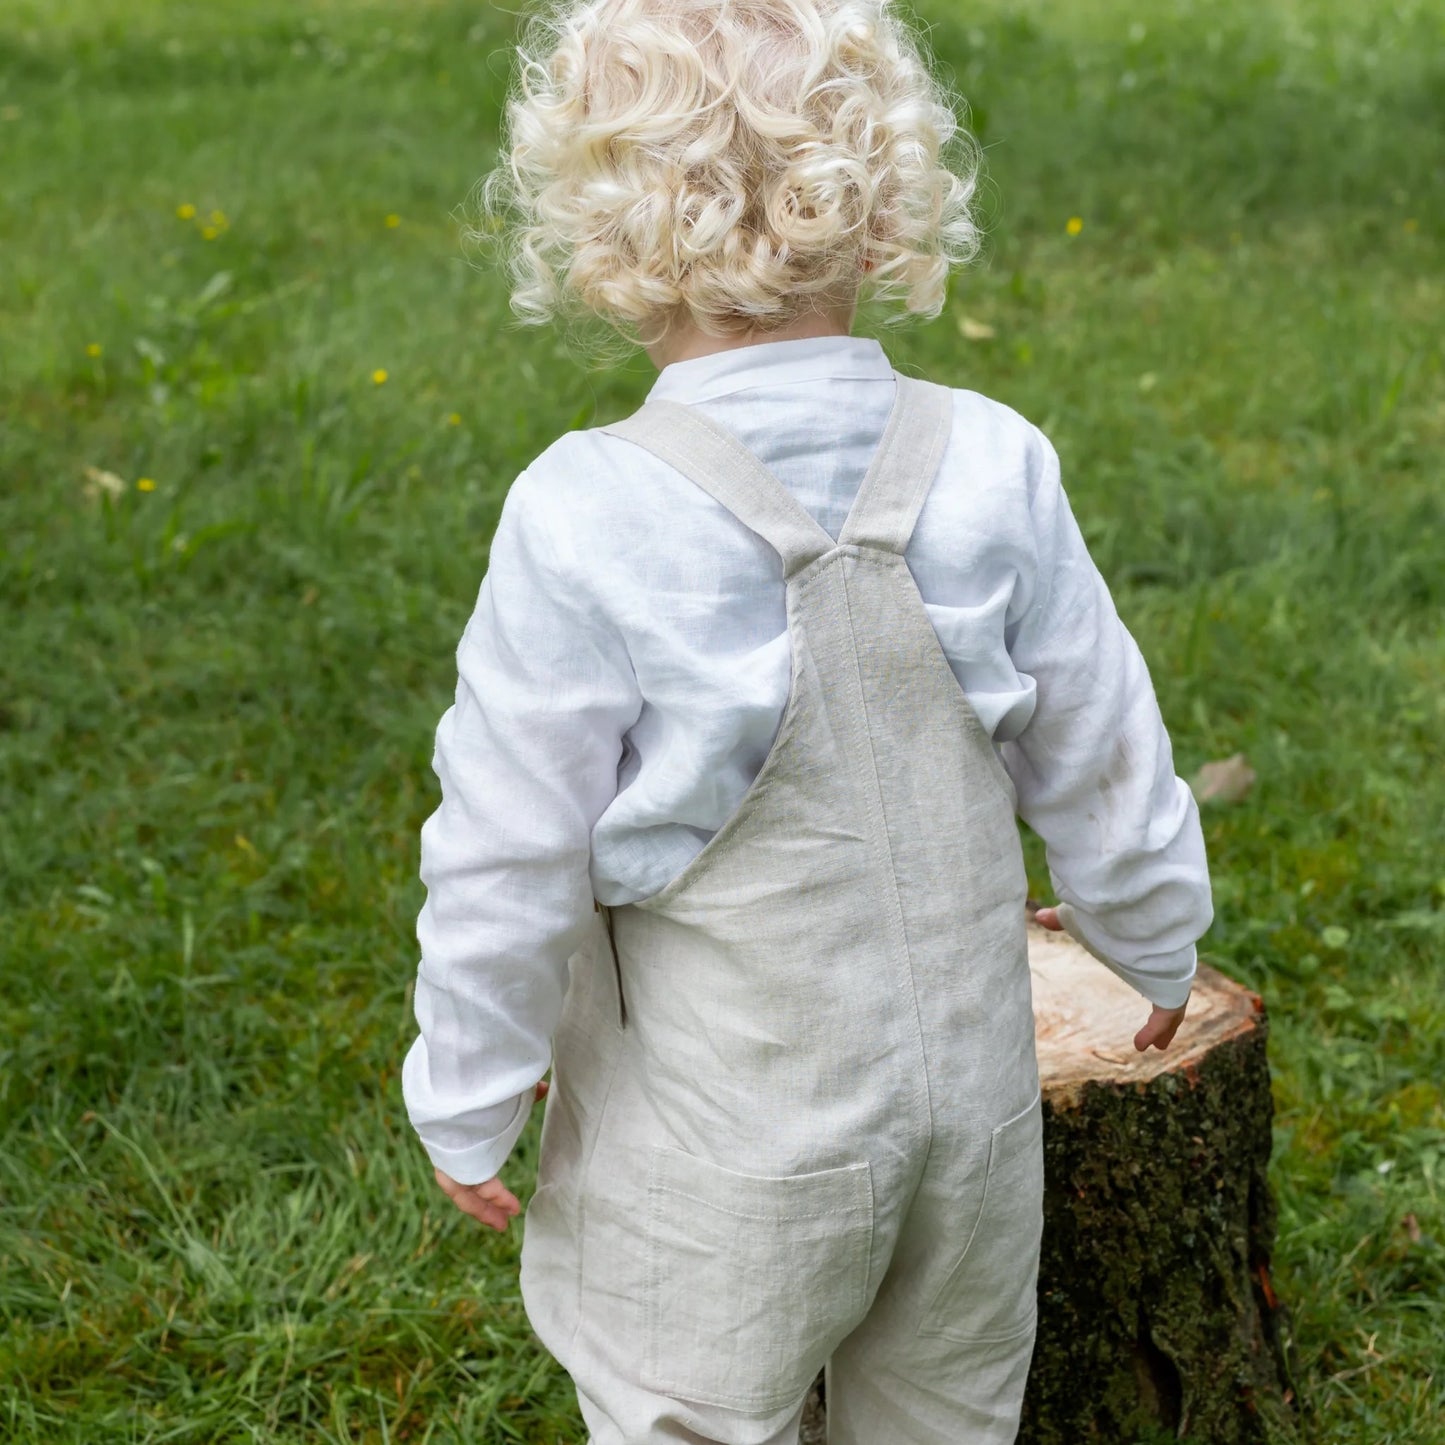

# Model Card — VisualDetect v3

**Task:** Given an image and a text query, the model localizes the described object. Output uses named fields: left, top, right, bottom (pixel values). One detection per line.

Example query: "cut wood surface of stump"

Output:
left=802, top=921, right=1299, bottom=1445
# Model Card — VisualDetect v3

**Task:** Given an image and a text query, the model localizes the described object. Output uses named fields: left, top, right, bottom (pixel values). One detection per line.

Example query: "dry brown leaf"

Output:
left=1189, top=752, right=1257, bottom=805
left=81, top=465, right=127, bottom=501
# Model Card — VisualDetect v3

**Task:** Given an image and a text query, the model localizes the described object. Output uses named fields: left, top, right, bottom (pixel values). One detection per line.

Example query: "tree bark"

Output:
left=802, top=921, right=1300, bottom=1445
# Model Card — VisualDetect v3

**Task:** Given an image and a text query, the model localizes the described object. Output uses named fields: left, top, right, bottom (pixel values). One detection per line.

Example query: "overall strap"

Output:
left=597, top=370, right=954, bottom=576
left=835, top=373, right=954, bottom=555
left=598, top=403, right=836, bottom=580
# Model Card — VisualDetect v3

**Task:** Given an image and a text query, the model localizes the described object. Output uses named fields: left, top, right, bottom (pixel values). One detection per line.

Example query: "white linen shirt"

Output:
left=402, top=333, right=1213, bottom=1185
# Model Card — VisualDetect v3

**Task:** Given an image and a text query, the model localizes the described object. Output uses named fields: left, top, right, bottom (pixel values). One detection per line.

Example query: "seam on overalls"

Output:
left=571, top=996, right=628, bottom=1355
left=599, top=902, right=626, bottom=1031
left=650, top=1187, right=866, bottom=1223
left=922, top=1304, right=1040, bottom=1348
left=644, top=1149, right=661, bottom=1391
left=630, top=550, right=853, bottom=911
left=835, top=552, right=935, bottom=1172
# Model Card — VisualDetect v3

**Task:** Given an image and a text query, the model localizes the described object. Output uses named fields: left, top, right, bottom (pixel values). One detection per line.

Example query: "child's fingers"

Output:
left=1134, top=1016, right=1168, bottom=1051
left=1133, top=1006, right=1186, bottom=1052
left=476, top=1179, right=522, bottom=1215
left=457, top=1194, right=512, bottom=1231
left=433, top=1168, right=523, bottom=1230
left=1034, top=906, right=1063, bottom=931
left=448, top=1187, right=515, bottom=1231
left=433, top=1166, right=466, bottom=1201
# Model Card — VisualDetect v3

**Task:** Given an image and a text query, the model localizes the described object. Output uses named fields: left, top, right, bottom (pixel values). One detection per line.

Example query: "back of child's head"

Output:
left=476, top=0, right=981, bottom=364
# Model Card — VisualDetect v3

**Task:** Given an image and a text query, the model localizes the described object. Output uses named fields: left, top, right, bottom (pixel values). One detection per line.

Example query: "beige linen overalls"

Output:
left=519, top=373, right=1045, bottom=1445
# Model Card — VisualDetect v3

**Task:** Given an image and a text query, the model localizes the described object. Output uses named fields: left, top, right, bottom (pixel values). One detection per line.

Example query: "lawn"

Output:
left=1, top=0, right=1442, bottom=1440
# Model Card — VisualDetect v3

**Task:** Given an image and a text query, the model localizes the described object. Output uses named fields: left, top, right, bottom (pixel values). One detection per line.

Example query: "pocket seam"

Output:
left=652, top=1146, right=873, bottom=1219
left=927, top=1300, right=1040, bottom=1348
left=994, top=1085, right=1043, bottom=1139
left=652, top=1187, right=865, bottom=1224
left=917, top=1088, right=1043, bottom=1342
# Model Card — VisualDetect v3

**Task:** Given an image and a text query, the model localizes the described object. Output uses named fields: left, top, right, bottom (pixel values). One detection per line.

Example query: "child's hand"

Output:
left=1131, top=1002, right=1188, bottom=1053
left=432, top=1079, right=550, bottom=1231
left=1034, top=908, right=1189, bottom=1053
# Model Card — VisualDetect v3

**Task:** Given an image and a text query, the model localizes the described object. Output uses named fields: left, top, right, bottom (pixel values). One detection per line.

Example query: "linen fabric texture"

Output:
left=401, top=333, right=1213, bottom=1186
left=520, top=373, right=1046, bottom=1443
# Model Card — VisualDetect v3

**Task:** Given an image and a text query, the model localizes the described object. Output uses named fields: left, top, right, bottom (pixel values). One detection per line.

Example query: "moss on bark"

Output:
left=1020, top=1002, right=1300, bottom=1444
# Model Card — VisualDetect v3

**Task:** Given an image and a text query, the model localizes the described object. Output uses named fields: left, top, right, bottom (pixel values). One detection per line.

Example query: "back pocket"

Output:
left=917, top=1088, right=1044, bottom=1344
left=642, top=1146, right=874, bottom=1412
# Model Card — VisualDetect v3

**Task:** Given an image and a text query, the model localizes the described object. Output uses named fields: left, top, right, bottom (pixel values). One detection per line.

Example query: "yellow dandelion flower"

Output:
left=1403, top=218, right=1419, bottom=234
left=447, top=412, right=462, bottom=426
left=385, top=213, right=402, bottom=228
left=1065, top=216, right=1084, bottom=237
left=85, top=342, right=103, bottom=358
left=176, top=202, right=197, bottom=220
left=201, top=225, right=219, bottom=240
left=136, top=477, right=157, bottom=492
left=209, top=209, right=227, bottom=227
left=372, top=368, right=389, bottom=385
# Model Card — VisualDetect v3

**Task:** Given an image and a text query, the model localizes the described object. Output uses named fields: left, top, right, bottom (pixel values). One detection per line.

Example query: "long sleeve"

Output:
left=999, top=426, right=1213, bottom=1009
left=401, top=468, right=642, bottom=1184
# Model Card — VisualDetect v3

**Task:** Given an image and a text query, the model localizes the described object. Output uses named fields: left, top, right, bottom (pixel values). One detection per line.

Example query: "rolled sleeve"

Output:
left=400, top=1060, right=533, bottom=1185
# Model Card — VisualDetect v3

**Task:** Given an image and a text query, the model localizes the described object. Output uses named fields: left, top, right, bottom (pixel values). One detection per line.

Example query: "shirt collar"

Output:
left=646, top=333, right=894, bottom=404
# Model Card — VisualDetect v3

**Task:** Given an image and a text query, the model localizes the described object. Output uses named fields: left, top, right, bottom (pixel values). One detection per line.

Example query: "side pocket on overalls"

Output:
left=916, top=1087, right=1045, bottom=1344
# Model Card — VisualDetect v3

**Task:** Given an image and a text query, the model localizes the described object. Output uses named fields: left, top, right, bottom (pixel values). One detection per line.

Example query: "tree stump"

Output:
left=801, top=920, right=1300, bottom=1445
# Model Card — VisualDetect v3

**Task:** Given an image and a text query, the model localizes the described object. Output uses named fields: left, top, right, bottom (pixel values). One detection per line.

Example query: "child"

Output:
left=402, top=0, right=1212, bottom=1441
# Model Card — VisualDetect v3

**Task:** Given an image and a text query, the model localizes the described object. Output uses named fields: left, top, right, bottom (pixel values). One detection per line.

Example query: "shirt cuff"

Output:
left=1054, top=902, right=1196, bottom=1010
left=413, top=1088, right=535, bottom=1186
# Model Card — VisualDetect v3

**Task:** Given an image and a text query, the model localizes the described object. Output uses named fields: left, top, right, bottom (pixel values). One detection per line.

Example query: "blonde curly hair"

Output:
left=472, top=0, right=982, bottom=360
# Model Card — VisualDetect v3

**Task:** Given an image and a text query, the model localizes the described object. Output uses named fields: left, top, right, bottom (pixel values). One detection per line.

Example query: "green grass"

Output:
left=2, top=0, right=1442, bottom=1439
